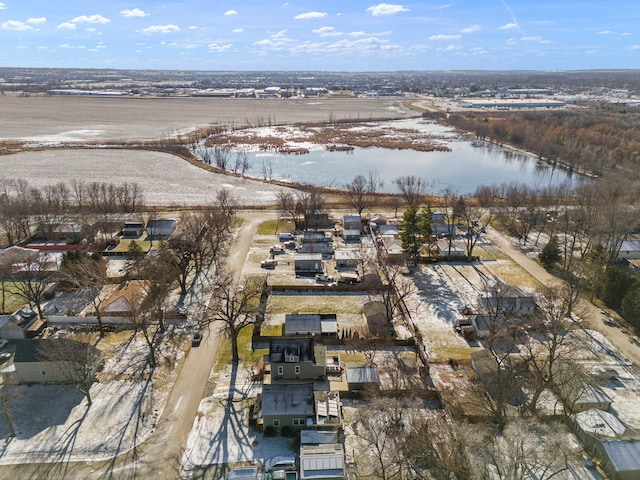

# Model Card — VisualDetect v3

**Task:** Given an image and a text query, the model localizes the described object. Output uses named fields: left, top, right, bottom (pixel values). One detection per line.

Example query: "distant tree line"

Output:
left=427, top=104, right=640, bottom=179
left=0, top=178, right=143, bottom=246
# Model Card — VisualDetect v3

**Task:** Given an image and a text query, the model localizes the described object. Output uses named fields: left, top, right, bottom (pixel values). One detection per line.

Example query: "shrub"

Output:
left=264, top=426, right=276, bottom=437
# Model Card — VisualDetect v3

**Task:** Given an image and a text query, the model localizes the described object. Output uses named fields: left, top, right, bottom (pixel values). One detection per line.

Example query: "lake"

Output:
left=241, top=119, right=583, bottom=195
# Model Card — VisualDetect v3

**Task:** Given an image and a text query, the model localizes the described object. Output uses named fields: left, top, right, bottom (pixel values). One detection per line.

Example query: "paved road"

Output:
left=485, top=226, right=640, bottom=367
left=0, top=210, right=272, bottom=480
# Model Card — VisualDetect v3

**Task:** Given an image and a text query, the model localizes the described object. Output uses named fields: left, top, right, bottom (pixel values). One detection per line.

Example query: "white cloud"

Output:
left=429, top=34, right=461, bottom=40
left=188, top=26, right=199, bottom=30
left=631, top=45, right=640, bottom=50
left=2, top=20, right=34, bottom=31
left=499, top=22, right=518, bottom=30
left=272, top=29, right=288, bottom=38
left=294, top=11, right=328, bottom=20
left=208, top=43, right=233, bottom=52
left=521, top=35, right=542, bottom=42
left=57, top=22, right=76, bottom=30
left=366, top=4, right=409, bottom=16
left=312, top=26, right=343, bottom=37
left=70, top=14, right=110, bottom=24
left=0, top=3, right=5, bottom=10
left=139, top=24, right=180, bottom=34
left=461, top=24, right=480, bottom=34
left=27, top=17, right=47, bottom=25
left=121, top=9, right=149, bottom=18
left=224, top=10, right=237, bottom=16
left=232, top=28, right=244, bottom=33
left=621, top=32, right=632, bottom=37
left=597, top=30, right=611, bottom=35
left=87, top=28, right=96, bottom=32
left=436, top=44, right=462, bottom=52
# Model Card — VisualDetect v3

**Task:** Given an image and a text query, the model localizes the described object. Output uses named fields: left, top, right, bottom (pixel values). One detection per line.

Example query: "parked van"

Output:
left=278, top=232, right=294, bottom=242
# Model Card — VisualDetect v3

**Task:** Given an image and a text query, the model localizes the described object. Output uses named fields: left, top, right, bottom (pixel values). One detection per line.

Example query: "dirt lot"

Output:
left=0, top=96, right=414, bottom=143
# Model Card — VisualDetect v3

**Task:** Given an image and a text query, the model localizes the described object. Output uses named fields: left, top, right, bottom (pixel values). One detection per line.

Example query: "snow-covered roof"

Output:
left=573, top=408, right=627, bottom=438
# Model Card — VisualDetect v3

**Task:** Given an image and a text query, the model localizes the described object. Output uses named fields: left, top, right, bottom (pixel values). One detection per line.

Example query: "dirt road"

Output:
left=0, top=210, right=273, bottom=479
left=485, top=226, right=640, bottom=367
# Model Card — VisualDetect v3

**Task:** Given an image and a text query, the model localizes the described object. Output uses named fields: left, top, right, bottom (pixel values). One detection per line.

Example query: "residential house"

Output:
left=342, top=215, right=361, bottom=232
left=599, top=440, right=640, bottom=480
left=268, top=337, right=327, bottom=381
left=100, top=280, right=147, bottom=318
left=122, top=222, right=145, bottom=238
left=298, top=232, right=333, bottom=255
left=299, top=443, right=346, bottom=480
left=285, top=314, right=338, bottom=338
left=258, top=383, right=315, bottom=430
left=146, top=219, right=176, bottom=240
left=617, top=240, right=640, bottom=261
left=572, top=409, right=628, bottom=453
left=295, top=253, right=324, bottom=275
left=305, top=213, right=332, bottom=230
left=0, top=309, right=46, bottom=339
left=334, top=250, right=361, bottom=269
left=1, top=338, right=100, bottom=385
left=552, top=361, right=613, bottom=413
left=477, top=277, right=536, bottom=317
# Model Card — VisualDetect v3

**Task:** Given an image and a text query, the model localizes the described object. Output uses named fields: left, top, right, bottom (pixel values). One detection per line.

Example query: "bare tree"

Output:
left=394, top=175, right=425, bottom=207
left=458, top=192, right=494, bottom=261
left=344, top=171, right=383, bottom=217
left=202, top=274, right=265, bottom=363
left=41, top=335, right=102, bottom=406
left=520, top=284, right=584, bottom=414
left=58, top=251, right=109, bottom=336
left=12, top=254, right=52, bottom=320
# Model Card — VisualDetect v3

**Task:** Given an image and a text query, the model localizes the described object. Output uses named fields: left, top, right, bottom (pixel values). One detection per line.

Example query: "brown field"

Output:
left=0, top=96, right=414, bottom=142
left=0, top=149, right=291, bottom=206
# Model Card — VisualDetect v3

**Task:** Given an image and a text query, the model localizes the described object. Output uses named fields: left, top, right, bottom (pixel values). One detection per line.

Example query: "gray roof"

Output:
left=346, top=366, right=380, bottom=384
left=300, top=430, right=340, bottom=445
left=295, top=253, right=323, bottom=261
left=285, top=314, right=337, bottom=336
left=300, top=444, right=345, bottom=480
left=573, top=409, right=627, bottom=438
left=14, top=339, right=100, bottom=363
left=261, top=383, right=315, bottom=417
left=602, top=440, right=640, bottom=473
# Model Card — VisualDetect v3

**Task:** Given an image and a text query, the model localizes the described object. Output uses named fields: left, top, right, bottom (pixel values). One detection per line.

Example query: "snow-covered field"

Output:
left=1, top=149, right=291, bottom=206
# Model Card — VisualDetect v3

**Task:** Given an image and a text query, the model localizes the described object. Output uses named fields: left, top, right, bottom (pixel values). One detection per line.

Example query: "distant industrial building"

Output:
left=457, top=98, right=565, bottom=109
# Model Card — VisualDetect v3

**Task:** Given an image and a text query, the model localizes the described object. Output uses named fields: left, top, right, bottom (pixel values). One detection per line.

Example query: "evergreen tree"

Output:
left=539, top=236, right=561, bottom=268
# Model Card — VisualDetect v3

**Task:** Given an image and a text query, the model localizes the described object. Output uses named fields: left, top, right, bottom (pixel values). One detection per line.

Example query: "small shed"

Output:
left=617, top=240, right=640, bottom=261
left=346, top=365, right=380, bottom=391
left=0, top=315, right=27, bottom=340
left=342, top=229, right=361, bottom=242
left=122, top=222, right=145, bottom=238
left=285, top=313, right=338, bottom=338
left=295, top=253, right=323, bottom=275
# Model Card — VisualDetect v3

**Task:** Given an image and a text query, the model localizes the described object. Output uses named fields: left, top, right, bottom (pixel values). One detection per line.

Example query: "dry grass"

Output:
left=266, top=294, right=368, bottom=314
left=256, top=219, right=295, bottom=235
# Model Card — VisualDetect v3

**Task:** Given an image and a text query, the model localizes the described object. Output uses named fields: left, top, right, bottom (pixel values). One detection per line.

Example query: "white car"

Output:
left=265, top=456, right=297, bottom=473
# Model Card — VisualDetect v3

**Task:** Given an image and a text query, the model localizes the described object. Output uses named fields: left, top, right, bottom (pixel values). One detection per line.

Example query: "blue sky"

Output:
left=1, top=1, right=639, bottom=71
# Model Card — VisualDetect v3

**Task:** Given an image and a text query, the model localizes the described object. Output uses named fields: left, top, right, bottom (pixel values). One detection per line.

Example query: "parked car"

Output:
left=265, top=456, right=297, bottom=473
left=261, top=259, right=277, bottom=269
left=192, top=332, right=203, bottom=347
left=315, top=274, right=333, bottom=283
left=278, top=232, right=294, bottom=242
left=270, top=244, right=286, bottom=254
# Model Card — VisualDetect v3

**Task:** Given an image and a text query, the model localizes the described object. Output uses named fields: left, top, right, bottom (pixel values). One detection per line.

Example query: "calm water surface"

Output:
left=242, top=119, right=582, bottom=195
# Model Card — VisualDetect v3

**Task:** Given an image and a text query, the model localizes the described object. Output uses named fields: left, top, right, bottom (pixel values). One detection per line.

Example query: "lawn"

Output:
left=267, top=294, right=368, bottom=315
left=0, top=282, right=28, bottom=314
left=256, top=219, right=295, bottom=235
left=215, top=325, right=267, bottom=368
